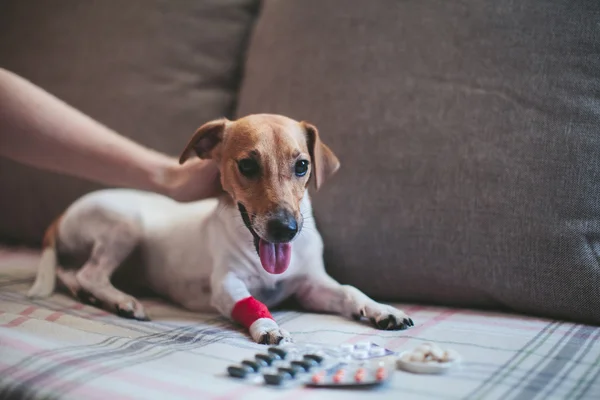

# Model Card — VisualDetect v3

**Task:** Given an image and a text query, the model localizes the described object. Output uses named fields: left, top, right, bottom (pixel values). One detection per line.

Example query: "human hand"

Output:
left=162, top=158, right=223, bottom=202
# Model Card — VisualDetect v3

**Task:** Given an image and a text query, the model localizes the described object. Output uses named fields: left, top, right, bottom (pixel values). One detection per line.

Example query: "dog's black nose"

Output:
left=266, top=211, right=298, bottom=243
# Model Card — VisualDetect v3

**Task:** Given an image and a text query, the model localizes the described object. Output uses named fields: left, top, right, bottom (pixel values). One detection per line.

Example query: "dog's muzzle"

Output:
left=265, top=208, right=298, bottom=243
left=237, top=203, right=296, bottom=275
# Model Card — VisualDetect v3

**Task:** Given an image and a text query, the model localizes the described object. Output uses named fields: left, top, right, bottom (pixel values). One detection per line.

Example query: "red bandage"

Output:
left=231, top=296, right=273, bottom=329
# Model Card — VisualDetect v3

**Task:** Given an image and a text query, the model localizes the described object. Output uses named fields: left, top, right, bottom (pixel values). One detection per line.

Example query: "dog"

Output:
left=27, top=114, right=413, bottom=344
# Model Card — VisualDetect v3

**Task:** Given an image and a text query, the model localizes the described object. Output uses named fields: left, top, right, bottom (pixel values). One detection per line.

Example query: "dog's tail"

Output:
left=27, top=215, right=62, bottom=298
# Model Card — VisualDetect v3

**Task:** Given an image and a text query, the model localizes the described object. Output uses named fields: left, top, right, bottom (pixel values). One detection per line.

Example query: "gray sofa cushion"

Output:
left=0, top=0, right=259, bottom=243
left=236, top=0, right=600, bottom=324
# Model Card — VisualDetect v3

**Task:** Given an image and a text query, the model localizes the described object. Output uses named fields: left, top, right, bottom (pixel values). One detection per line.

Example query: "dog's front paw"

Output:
left=115, top=297, right=149, bottom=321
left=353, top=304, right=413, bottom=331
left=249, top=318, right=292, bottom=345
left=257, top=328, right=292, bottom=345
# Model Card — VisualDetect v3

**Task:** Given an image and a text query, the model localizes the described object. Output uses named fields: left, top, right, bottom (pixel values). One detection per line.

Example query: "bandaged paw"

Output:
left=249, top=318, right=292, bottom=345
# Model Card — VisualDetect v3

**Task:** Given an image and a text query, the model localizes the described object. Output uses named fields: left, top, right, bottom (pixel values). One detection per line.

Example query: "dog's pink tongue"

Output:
left=258, top=239, right=291, bottom=274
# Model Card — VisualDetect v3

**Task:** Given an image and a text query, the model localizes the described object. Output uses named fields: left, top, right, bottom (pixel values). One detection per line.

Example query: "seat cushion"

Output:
left=1, top=245, right=599, bottom=400
left=235, top=0, right=600, bottom=324
left=0, top=0, right=259, bottom=243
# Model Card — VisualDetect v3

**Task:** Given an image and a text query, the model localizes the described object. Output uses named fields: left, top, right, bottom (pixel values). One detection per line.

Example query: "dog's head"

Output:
left=179, top=114, right=340, bottom=275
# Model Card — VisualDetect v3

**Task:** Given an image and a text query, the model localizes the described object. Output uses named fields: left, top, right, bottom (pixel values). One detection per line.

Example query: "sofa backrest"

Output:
left=235, top=0, right=600, bottom=324
left=0, top=0, right=260, bottom=243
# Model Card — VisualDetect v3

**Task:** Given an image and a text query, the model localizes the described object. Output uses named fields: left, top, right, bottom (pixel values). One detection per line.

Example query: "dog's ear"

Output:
left=179, top=118, right=229, bottom=164
left=301, top=121, right=340, bottom=190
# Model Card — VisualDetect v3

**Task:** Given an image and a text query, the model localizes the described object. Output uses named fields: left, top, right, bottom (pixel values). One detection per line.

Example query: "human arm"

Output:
left=0, top=68, right=221, bottom=202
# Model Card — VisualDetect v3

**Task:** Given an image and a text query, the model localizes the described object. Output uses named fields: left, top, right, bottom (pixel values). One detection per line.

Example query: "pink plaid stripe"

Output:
left=1, top=303, right=109, bottom=327
left=1, top=306, right=39, bottom=327
left=1, top=334, right=244, bottom=400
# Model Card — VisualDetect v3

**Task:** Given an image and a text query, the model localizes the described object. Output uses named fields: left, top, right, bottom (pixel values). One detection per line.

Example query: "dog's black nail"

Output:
left=115, top=305, right=135, bottom=319
left=116, top=309, right=134, bottom=319
left=407, top=318, right=414, bottom=327
left=397, top=317, right=409, bottom=330
left=259, top=334, right=269, bottom=345
left=360, top=309, right=366, bottom=317
left=377, top=318, right=390, bottom=330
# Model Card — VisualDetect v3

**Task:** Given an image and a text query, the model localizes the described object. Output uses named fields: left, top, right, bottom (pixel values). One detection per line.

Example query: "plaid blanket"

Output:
left=0, top=247, right=599, bottom=400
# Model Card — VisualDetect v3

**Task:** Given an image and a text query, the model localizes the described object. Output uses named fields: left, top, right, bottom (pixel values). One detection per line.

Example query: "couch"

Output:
left=1, top=1, right=599, bottom=399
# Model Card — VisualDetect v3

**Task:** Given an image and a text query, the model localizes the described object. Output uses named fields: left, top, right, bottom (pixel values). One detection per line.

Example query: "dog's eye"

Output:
left=295, top=160, right=309, bottom=177
left=238, top=158, right=260, bottom=178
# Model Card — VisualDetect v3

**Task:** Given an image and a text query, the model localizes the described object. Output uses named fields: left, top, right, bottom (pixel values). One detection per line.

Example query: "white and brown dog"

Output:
left=28, top=114, right=413, bottom=344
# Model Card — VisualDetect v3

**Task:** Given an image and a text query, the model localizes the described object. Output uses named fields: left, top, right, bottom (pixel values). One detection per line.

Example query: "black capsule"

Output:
left=268, top=347, right=287, bottom=359
left=241, top=360, right=261, bottom=372
left=303, top=354, right=324, bottom=364
left=254, top=358, right=269, bottom=367
left=278, top=367, right=298, bottom=378
left=227, top=366, right=248, bottom=379
left=255, top=353, right=275, bottom=366
left=291, top=360, right=313, bottom=371
left=263, top=373, right=285, bottom=385
left=301, top=358, right=319, bottom=368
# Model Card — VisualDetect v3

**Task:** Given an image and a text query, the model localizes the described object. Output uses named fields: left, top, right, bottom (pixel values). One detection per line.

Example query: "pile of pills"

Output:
left=396, top=342, right=461, bottom=374
left=225, top=342, right=395, bottom=388
left=399, top=342, right=458, bottom=363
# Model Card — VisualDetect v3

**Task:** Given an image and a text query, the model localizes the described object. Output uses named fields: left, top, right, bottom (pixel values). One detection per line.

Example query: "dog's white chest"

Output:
left=107, top=191, right=324, bottom=312
left=137, top=198, right=221, bottom=302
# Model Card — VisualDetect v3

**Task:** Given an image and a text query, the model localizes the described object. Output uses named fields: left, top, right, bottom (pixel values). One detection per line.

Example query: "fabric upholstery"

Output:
left=1, top=246, right=599, bottom=400
left=0, top=0, right=260, bottom=243
left=235, top=0, right=600, bottom=324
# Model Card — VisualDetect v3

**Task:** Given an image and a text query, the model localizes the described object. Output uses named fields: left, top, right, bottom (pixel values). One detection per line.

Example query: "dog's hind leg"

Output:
left=56, top=268, right=101, bottom=307
left=74, top=218, right=148, bottom=321
left=56, top=268, right=83, bottom=299
left=296, top=272, right=413, bottom=331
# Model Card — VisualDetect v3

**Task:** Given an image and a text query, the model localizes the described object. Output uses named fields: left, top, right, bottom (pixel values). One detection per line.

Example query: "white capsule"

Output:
left=353, top=350, right=369, bottom=359
left=369, top=347, right=386, bottom=357
left=354, top=342, right=371, bottom=350
left=340, top=344, right=354, bottom=353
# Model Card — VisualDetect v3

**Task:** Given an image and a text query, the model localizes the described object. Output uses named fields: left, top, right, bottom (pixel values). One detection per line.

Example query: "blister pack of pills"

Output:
left=225, top=341, right=396, bottom=389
